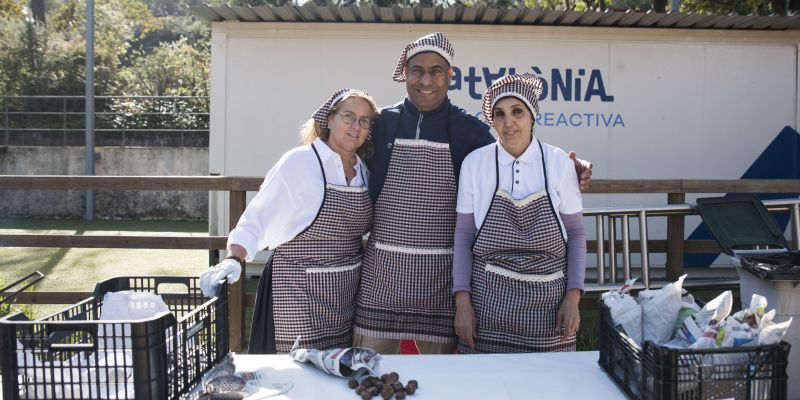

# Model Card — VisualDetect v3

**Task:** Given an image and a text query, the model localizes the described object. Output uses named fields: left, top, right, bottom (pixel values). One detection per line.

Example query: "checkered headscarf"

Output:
left=392, top=32, right=455, bottom=82
left=312, top=88, right=371, bottom=129
left=482, top=73, right=544, bottom=126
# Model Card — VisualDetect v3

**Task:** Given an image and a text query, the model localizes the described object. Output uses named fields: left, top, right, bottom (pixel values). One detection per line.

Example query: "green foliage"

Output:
left=107, top=97, right=208, bottom=130
left=214, top=0, right=291, bottom=6
left=0, top=0, right=23, bottom=19
left=680, top=0, right=776, bottom=15
left=0, top=0, right=167, bottom=96
left=132, top=15, right=210, bottom=56
left=104, top=38, right=211, bottom=129
left=607, top=0, right=656, bottom=11
left=0, top=276, right=36, bottom=320
left=0, top=299, right=34, bottom=319
left=0, top=19, right=91, bottom=95
left=525, top=0, right=568, bottom=9
left=51, top=0, right=163, bottom=74
left=118, top=38, right=209, bottom=97
left=465, top=0, right=797, bottom=13
left=107, top=38, right=209, bottom=129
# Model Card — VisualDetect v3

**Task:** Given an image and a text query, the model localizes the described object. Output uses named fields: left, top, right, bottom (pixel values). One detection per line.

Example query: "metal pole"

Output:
left=639, top=210, right=650, bottom=289
left=62, top=97, right=67, bottom=146
left=608, top=216, right=617, bottom=284
left=596, top=215, right=605, bottom=286
left=622, top=214, right=631, bottom=282
left=84, top=0, right=95, bottom=220
left=671, top=0, right=680, bottom=12
left=3, top=97, right=8, bottom=147
left=791, top=203, right=800, bottom=250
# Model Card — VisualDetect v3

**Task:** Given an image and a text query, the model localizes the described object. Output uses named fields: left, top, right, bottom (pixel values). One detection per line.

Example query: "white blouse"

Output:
left=456, top=137, right=582, bottom=240
left=227, top=138, right=369, bottom=260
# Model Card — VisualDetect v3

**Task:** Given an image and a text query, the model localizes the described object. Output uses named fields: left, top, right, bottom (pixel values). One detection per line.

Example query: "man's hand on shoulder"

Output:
left=569, top=151, right=593, bottom=192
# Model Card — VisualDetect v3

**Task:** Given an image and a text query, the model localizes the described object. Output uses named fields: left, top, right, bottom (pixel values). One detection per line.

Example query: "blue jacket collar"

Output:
left=402, top=97, right=451, bottom=119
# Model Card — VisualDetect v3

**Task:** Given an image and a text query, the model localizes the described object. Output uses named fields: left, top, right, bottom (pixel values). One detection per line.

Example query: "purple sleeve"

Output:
left=452, top=212, right=477, bottom=294
left=561, top=212, right=587, bottom=292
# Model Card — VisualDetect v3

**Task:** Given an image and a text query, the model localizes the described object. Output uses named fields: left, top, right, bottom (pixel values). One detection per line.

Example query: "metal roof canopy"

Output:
left=189, top=4, right=800, bottom=30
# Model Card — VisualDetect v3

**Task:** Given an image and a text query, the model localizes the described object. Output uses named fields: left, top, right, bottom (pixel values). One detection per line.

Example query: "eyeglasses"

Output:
left=338, top=111, right=372, bottom=129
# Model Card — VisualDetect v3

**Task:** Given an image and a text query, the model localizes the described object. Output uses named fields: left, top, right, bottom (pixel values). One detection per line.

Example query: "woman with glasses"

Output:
left=453, top=74, right=587, bottom=354
left=200, top=88, right=378, bottom=353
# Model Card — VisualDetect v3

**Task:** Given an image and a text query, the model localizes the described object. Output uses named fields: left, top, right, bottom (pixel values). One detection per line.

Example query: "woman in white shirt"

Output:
left=453, top=74, right=587, bottom=353
left=200, top=88, right=378, bottom=354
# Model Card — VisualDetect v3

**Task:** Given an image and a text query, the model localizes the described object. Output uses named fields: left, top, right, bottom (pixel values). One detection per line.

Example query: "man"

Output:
left=354, top=32, right=592, bottom=355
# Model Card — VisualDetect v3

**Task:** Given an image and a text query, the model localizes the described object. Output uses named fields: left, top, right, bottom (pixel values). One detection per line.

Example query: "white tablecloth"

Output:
left=232, top=351, right=627, bottom=399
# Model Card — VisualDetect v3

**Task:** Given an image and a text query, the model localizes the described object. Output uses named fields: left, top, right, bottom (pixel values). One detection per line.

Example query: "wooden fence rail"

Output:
left=1, top=175, right=798, bottom=351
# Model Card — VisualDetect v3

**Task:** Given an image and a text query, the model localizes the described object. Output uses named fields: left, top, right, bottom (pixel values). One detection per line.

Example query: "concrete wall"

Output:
left=0, top=146, right=209, bottom=220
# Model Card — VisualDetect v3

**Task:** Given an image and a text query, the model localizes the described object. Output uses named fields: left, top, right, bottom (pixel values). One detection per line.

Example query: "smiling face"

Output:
left=326, top=97, right=374, bottom=158
left=404, top=52, right=453, bottom=112
left=492, top=97, right=534, bottom=158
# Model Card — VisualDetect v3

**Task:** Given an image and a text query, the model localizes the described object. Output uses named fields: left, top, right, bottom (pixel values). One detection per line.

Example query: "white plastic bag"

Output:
left=692, top=290, right=733, bottom=329
left=290, top=336, right=381, bottom=379
left=639, top=274, right=686, bottom=345
left=722, top=318, right=758, bottom=348
left=732, top=293, right=767, bottom=328
left=758, top=311, right=793, bottom=346
left=689, top=323, right=722, bottom=349
left=602, top=282, right=642, bottom=345
left=98, top=290, right=170, bottom=349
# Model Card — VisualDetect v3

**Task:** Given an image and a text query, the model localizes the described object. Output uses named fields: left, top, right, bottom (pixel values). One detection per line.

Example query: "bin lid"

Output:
left=696, top=195, right=787, bottom=254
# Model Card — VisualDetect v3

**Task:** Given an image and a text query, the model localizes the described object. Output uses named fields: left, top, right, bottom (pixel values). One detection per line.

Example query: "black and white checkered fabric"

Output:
left=482, top=73, right=544, bottom=127
left=270, top=181, right=373, bottom=353
left=312, top=88, right=372, bottom=129
left=355, top=139, right=458, bottom=344
left=392, top=32, right=455, bottom=82
left=458, top=145, right=573, bottom=354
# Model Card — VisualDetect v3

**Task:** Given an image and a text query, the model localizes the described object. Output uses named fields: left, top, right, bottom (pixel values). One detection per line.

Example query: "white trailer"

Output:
left=195, top=7, right=800, bottom=265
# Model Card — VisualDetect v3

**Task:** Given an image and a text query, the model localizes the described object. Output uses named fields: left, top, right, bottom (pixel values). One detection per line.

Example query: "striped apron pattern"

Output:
left=355, top=138, right=458, bottom=344
left=248, top=144, right=373, bottom=354
left=458, top=142, right=575, bottom=353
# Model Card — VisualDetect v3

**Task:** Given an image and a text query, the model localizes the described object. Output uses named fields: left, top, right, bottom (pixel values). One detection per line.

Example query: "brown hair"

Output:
left=299, top=93, right=379, bottom=160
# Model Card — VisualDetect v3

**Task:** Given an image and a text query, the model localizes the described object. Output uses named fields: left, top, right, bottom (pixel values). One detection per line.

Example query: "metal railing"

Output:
left=1, top=95, right=209, bottom=147
left=586, top=198, right=800, bottom=290
left=0, top=176, right=797, bottom=350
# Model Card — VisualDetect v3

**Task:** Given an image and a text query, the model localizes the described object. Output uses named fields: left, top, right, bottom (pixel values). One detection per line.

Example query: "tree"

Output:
left=680, top=0, right=774, bottom=15
left=0, top=0, right=23, bottom=19
left=118, top=38, right=209, bottom=97
left=49, top=0, right=162, bottom=91
left=110, top=38, right=210, bottom=130
left=30, top=0, right=44, bottom=22
left=485, top=0, right=799, bottom=13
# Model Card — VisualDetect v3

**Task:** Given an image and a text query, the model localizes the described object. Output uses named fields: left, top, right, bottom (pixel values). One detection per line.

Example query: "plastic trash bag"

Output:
left=602, top=278, right=642, bottom=345
left=639, top=274, right=686, bottom=345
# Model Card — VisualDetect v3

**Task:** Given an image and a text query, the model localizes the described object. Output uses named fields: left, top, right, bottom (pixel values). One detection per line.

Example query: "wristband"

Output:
left=225, top=255, right=245, bottom=267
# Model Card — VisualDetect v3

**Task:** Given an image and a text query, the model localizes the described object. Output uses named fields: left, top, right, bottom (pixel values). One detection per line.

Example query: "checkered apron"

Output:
left=355, top=129, right=458, bottom=343
left=458, top=142, right=574, bottom=353
left=248, top=143, right=373, bottom=354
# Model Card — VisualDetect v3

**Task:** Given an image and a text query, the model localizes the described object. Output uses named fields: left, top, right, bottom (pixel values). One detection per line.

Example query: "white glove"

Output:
left=199, top=258, right=242, bottom=298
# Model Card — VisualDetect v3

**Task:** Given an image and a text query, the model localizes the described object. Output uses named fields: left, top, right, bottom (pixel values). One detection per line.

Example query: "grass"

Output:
left=0, top=218, right=211, bottom=317
left=577, top=305, right=599, bottom=351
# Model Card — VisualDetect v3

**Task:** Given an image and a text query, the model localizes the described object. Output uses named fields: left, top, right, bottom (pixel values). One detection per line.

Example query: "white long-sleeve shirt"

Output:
left=228, top=138, right=369, bottom=260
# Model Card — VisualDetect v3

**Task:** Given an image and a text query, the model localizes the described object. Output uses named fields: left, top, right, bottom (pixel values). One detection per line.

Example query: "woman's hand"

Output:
left=556, top=289, right=582, bottom=341
left=454, top=291, right=477, bottom=349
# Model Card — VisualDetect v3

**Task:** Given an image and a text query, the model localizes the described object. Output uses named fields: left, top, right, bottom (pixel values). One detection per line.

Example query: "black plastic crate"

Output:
left=598, top=298, right=790, bottom=400
left=0, top=276, right=228, bottom=400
